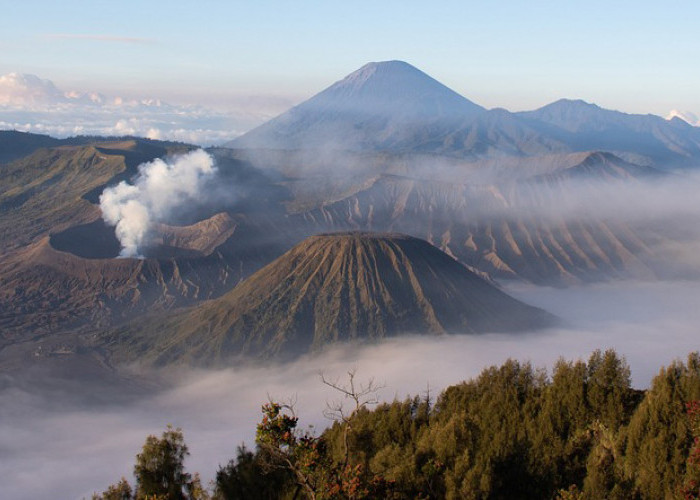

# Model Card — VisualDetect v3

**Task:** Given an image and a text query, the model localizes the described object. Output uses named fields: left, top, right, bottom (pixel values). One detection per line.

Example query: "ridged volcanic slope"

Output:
left=107, top=233, right=555, bottom=365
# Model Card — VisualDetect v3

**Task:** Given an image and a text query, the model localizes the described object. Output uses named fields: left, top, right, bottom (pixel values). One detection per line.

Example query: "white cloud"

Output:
left=0, top=72, right=293, bottom=145
left=666, top=109, right=700, bottom=126
left=0, top=73, right=65, bottom=106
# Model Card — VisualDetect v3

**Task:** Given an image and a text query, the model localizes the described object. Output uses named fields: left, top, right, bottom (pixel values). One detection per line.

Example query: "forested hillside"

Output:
left=94, top=350, right=700, bottom=499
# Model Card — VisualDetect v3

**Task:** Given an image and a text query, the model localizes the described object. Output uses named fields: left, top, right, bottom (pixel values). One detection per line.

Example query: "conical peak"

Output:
left=328, top=60, right=469, bottom=101
left=303, top=60, right=484, bottom=122
left=109, top=231, right=556, bottom=364
left=341, top=60, right=426, bottom=85
left=296, top=232, right=434, bottom=257
left=360, top=60, right=415, bottom=69
left=229, top=60, right=485, bottom=150
left=310, top=231, right=416, bottom=242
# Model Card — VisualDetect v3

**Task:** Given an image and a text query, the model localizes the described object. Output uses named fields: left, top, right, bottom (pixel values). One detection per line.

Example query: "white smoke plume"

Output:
left=99, top=149, right=216, bottom=257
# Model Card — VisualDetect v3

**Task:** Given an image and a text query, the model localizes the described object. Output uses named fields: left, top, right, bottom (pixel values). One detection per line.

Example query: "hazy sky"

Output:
left=2, top=0, right=699, bottom=115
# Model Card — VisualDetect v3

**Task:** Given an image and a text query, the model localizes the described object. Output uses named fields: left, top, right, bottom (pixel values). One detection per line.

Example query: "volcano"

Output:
left=227, top=60, right=485, bottom=152
left=228, top=61, right=700, bottom=167
left=104, top=232, right=556, bottom=365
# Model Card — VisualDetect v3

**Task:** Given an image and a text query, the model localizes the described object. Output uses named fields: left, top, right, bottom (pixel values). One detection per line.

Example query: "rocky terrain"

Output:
left=0, top=60, right=699, bottom=367
left=102, top=233, right=556, bottom=365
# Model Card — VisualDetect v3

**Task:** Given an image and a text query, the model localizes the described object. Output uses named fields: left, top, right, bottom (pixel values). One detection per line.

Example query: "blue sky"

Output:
left=1, top=0, right=699, bottom=115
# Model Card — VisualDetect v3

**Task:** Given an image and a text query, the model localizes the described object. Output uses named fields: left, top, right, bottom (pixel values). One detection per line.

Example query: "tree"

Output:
left=94, top=352, right=700, bottom=499
left=586, top=349, right=633, bottom=430
left=94, top=426, right=206, bottom=500
left=320, top=370, right=383, bottom=471
left=255, top=401, right=321, bottom=499
left=254, top=371, right=396, bottom=499
left=581, top=421, right=631, bottom=499
left=92, top=478, right=133, bottom=500
left=624, top=353, right=700, bottom=498
left=682, top=401, right=700, bottom=499
left=133, top=425, right=201, bottom=500
left=214, top=445, right=291, bottom=500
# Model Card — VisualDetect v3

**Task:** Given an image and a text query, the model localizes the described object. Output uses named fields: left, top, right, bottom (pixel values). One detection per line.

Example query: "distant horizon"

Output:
left=1, top=58, right=699, bottom=147
left=2, top=1, right=700, bottom=119
left=2, top=58, right=699, bottom=118
left=2, top=55, right=696, bottom=119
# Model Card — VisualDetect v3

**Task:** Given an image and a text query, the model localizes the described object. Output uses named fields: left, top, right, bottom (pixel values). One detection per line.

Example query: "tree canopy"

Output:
left=94, top=350, right=700, bottom=500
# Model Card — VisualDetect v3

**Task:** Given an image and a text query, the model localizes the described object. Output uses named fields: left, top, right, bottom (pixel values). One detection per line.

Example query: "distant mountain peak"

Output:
left=342, top=60, right=417, bottom=82
left=228, top=61, right=485, bottom=151
left=308, top=59, right=484, bottom=117
left=360, top=60, right=413, bottom=69
left=537, top=98, right=606, bottom=114
left=551, top=98, right=598, bottom=107
left=337, top=60, right=440, bottom=89
left=519, top=98, right=634, bottom=134
left=228, top=63, right=700, bottom=167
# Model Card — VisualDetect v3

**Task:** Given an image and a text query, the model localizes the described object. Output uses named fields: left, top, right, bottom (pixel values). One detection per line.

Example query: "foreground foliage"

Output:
left=94, top=350, right=700, bottom=499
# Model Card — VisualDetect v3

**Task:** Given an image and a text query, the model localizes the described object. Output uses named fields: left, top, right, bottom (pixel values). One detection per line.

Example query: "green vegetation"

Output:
left=94, top=425, right=206, bottom=500
left=95, top=350, right=700, bottom=499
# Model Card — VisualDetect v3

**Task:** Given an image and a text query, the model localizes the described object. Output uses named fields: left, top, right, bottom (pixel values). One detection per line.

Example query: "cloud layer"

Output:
left=2, top=280, right=700, bottom=499
left=99, top=149, right=216, bottom=257
left=0, top=73, right=293, bottom=145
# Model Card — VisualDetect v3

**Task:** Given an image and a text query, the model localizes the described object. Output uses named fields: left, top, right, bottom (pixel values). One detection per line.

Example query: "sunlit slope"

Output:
left=0, top=139, right=190, bottom=252
left=287, top=153, right=662, bottom=284
left=104, top=233, right=556, bottom=365
left=0, top=141, right=288, bottom=342
left=0, top=213, right=291, bottom=341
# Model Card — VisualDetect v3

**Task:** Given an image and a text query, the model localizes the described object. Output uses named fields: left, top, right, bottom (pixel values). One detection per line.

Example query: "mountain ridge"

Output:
left=227, top=61, right=700, bottom=168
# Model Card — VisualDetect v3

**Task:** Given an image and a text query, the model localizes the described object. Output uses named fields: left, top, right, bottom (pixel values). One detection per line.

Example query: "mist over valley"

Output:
left=2, top=59, right=700, bottom=499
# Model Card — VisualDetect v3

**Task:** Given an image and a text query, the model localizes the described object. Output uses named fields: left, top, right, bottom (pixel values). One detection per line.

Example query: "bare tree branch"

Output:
left=319, top=369, right=385, bottom=422
left=318, top=369, right=385, bottom=471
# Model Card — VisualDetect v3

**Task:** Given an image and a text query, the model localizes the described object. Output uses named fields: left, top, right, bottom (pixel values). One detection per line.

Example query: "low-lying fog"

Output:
left=2, top=279, right=700, bottom=499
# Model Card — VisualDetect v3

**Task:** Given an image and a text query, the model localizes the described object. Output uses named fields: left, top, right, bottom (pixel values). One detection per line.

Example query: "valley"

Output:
left=1, top=59, right=700, bottom=499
